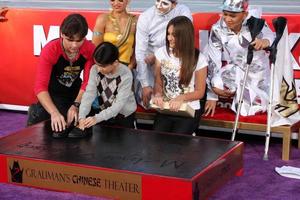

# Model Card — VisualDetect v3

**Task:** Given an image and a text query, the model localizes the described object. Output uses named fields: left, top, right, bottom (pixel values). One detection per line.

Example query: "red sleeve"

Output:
left=34, top=40, right=60, bottom=95
left=80, top=41, right=95, bottom=91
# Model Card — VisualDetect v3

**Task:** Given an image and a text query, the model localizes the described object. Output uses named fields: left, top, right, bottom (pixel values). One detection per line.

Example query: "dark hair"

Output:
left=60, top=13, right=88, bottom=40
left=166, top=16, right=197, bottom=86
left=93, top=42, right=119, bottom=65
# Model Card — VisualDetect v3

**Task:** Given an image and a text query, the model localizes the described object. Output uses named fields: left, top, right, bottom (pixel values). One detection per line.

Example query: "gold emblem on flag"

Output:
left=275, top=78, right=299, bottom=117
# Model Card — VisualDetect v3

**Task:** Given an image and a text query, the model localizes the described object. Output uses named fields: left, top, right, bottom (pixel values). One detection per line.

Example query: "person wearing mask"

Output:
left=135, top=0, right=192, bottom=108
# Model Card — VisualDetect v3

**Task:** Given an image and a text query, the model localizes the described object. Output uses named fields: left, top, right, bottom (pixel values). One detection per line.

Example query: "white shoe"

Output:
left=275, top=166, right=300, bottom=180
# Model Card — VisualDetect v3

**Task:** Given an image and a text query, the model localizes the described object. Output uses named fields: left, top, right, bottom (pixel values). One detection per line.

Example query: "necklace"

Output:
left=61, top=42, right=79, bottom=67
left=109, top=12, right=123, bottom=41
left=65, top=51, right=77, bottom=61
left=65, top=51, right=79, bottom=67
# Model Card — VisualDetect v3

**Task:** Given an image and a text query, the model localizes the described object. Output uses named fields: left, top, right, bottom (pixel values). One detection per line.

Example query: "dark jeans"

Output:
left=27, top=96, right=73, bottom=126
left=153, top=109, right=201, bottom=135
left=90, top=108, right=135, bottom=129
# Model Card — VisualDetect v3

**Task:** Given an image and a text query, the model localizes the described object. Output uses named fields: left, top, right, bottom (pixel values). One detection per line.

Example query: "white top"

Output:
left=155, top=47, right=207, bottom=110
left=135, top=4, right=192, bottom=88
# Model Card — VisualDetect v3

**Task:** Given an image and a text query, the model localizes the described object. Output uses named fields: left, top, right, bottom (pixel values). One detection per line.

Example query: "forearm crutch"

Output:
left=231, top=47, right=253, bottom=141
left=263, top=17, right=287, bottom=160
left=231, top=17, right=266, bottom=141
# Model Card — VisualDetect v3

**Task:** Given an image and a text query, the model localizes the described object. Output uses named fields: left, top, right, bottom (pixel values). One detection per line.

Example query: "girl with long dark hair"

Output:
left=152, top=16, right=207, bottom=134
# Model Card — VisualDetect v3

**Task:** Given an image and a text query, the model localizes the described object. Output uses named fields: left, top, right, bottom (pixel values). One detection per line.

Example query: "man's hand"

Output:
left=67, top=105, right=79, bottom=126
left=50, top=111, right=66, bottom=132
left=212, top=87, right=235, bottom=98
left=142, top=86, right=153, bottom=107
left=144, top=53, right=156, bottom=65
left=251, top=38, right=270, bottom=50
left=204, top=100, right=217, bottom=116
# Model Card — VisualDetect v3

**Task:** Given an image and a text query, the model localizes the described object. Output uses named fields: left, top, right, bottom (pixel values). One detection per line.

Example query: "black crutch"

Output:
left=231, top=17, right=265, bottom=141
left=263, top=17, right=287, bottom=160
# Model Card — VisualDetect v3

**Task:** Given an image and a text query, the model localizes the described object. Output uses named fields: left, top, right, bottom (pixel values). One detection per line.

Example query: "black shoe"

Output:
left=52, top=130, right=69, bottom=138
left=52, top=125, right=73, bottom=138
left=68, top=127, right=92, bottom=138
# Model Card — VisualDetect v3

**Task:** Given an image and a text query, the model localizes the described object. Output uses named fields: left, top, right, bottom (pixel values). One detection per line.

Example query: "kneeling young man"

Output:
left=27, top=13, right=95, bottom=138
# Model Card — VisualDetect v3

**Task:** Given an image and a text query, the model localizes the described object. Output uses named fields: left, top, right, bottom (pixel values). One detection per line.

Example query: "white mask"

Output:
left=155, top=0, right=173, bottom=14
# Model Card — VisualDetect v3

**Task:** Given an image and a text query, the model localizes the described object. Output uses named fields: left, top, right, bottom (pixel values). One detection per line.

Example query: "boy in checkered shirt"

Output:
left=76, top=42, right=136, bottom=133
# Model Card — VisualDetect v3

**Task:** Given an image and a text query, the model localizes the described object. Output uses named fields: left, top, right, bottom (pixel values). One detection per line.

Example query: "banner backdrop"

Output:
left=0, top=9, right=299, bottom=110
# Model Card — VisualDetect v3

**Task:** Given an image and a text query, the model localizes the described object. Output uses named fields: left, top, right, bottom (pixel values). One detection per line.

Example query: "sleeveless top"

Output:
left=103, top=32, right=134, bottom=64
